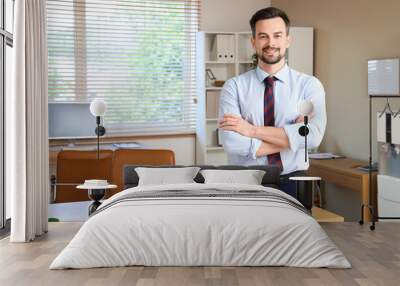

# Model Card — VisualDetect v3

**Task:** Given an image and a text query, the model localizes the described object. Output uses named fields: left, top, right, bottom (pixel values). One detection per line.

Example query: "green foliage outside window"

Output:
left=48, top=1, right=194, bottom=128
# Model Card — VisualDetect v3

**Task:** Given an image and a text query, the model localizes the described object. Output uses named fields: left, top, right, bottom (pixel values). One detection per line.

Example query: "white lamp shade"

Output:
left=298, top=100, right=314, bottom=116
left=90, top=99, right=107, bottom=116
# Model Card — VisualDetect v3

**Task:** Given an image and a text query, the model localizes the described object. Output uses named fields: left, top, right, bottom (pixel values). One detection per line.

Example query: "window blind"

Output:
left=47, top=0, right=200, bottom=135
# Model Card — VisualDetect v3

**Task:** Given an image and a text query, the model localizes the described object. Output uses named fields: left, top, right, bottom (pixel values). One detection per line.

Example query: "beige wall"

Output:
left=272, top=0, right=400, bottom=160
left=201, top=0, right=271, bottom=31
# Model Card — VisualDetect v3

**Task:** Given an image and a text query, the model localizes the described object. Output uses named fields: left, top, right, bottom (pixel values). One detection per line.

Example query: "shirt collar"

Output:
left=256, top=63, right=289, bottom=84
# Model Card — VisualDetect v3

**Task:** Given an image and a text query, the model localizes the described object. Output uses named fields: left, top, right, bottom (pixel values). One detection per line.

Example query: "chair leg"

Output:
left=50, top=175, right=56, bottom=203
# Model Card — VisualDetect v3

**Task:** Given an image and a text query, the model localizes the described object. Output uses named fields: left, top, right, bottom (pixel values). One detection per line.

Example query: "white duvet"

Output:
left=50, top=183, right=351, bottom=269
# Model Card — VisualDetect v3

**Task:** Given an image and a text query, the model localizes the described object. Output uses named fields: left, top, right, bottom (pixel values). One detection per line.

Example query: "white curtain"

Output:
left=8, top=0, right=49, bottom=242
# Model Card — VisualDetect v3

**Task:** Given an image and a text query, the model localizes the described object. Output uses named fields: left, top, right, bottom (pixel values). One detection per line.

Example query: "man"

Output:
left=218, top=7, right=326, bottom=197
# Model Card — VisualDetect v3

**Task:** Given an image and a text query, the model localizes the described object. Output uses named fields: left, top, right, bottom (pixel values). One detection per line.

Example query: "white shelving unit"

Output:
left=196, top=28, right=314, bottom=165
left=196, top=31, right=254, bottom=165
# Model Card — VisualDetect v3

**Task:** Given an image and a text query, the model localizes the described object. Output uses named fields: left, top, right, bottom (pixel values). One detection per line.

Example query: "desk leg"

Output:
left=362, top=176, right=372, bottom=222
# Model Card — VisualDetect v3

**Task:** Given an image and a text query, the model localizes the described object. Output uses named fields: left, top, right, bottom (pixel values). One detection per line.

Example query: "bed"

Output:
left=50, top=165, right=350, bottom=269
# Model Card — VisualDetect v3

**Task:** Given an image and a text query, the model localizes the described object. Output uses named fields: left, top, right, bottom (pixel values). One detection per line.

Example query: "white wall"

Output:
left=272, top=0, right=400, bottom=161
left=201, top=0, right=271, bottom=31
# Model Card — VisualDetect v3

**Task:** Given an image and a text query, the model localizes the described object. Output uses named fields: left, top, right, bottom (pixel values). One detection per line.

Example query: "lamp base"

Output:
left=88, top=189, right=106, bottom=215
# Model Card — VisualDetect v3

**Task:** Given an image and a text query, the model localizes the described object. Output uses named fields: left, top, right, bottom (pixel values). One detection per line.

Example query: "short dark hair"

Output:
left=250, top=7, right=290, bottom=37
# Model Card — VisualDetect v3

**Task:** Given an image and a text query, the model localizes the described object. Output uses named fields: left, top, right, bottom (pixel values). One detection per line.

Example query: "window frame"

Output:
left=47, top=0, right=199, bottom=137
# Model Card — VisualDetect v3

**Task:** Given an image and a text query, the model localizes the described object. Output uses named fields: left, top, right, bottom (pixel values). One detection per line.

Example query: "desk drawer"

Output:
left=308, top=166, right=362, bottom=192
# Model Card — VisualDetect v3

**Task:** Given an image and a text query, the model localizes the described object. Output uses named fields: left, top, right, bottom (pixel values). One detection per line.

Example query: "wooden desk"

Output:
left=308, top=158, right=377, bottom=222
left=49, top=142, right=143, bottom=166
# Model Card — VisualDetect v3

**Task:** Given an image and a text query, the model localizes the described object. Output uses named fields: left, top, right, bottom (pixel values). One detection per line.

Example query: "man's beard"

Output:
left=257, top=47, right=284, bottom=65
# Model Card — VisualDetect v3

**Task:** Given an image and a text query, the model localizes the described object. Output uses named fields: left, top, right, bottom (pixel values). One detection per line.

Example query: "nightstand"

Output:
left=289, top=176, right=322, bottom=211
left=76, top=182, right=117, bottom=215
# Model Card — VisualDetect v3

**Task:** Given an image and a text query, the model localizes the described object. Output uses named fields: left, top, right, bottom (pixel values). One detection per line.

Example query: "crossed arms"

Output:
left=219, top=114, right=304, bottom=156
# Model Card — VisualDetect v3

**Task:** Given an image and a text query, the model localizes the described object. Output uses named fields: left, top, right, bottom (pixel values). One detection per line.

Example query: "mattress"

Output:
left=50, top=183, right=350, bottom=269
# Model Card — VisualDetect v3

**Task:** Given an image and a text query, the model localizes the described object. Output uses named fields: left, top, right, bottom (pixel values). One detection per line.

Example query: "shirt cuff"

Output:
left=249, top=138, right=262, bottom=160
left=283, top=123, right=303, bottom=152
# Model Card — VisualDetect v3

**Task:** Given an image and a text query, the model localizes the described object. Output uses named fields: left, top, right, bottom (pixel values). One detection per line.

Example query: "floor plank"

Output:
left=0, top=222, right=399, bottom=286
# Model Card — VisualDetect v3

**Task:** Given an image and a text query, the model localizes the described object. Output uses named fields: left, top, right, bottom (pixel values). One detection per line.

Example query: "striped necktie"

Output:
left=264, top=76, right=283, bottom=170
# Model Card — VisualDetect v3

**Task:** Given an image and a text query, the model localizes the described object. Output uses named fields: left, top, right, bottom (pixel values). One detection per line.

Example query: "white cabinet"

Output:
left=196, top=29, right=314, bottom=165
left=196, top=32, right=254, bottom=165
left=378, top=175, right=400, bottom=218
left=287, top=27, right=314, bottom=75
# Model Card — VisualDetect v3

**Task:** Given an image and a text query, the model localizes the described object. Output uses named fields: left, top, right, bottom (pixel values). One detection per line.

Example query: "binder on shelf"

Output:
left=227, top=35, right=235, bottom=62
left=212, top=34, right=235, bottom=63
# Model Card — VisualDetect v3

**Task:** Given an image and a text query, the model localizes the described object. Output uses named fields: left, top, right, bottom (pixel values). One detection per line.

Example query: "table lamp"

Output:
left=298, top=100, right=314, bottom=162
left=90, top=99, right=107, bottom=160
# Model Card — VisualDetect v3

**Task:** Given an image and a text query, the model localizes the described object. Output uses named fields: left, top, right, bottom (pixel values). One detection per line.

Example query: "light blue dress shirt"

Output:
left=219, top=64, right=327, bottom=175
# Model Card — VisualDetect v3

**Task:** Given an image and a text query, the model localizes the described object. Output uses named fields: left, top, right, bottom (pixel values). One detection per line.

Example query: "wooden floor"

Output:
left=0, top=222, right=399, bottom=286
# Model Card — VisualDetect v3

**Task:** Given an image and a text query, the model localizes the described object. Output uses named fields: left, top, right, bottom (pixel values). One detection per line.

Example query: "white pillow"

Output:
left=200, top=169, right=266, bottom=185
left=135, top=167, right=200, bottom=186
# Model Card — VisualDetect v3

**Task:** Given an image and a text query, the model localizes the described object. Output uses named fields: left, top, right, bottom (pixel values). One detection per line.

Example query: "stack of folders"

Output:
left=308, top=152, right=345, bottom=160
left=212, top=34, right=235, bottom=63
